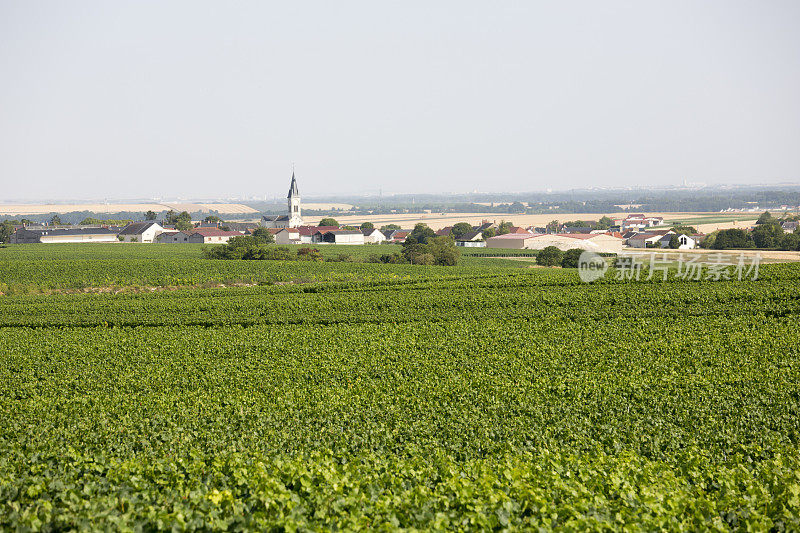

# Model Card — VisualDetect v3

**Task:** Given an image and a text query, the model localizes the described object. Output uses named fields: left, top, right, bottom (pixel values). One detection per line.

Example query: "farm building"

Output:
left=455, top=230, right=485, bottom=247
left=626, top=230, right=676, bottom=248
left=486, top=233, right=624, bottom=253
left=274, top=226, right=340, bottom=245
left=156, top=231, right=192, bottom=243
left=12, top=227, right=120, bottom=244
left=187, top=228, right=243, bottom=244
left=118, top=222, right=164, bottom=243
left=361, top=228, right=387, bottom=244
left=313, top=229, right=365, bottom=245
left=485, top=233, right=539, bottom=249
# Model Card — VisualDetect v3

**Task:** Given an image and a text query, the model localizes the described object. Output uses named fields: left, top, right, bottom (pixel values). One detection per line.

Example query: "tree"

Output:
left=164, top=210, right=178, bottom=224
left=0, top=220, right=19, bottom=243
left=319, top=218, right=339, bottom=227
left=672, top=226, right=698, bottom=235
left=204, top=215, right=222, bottom=224
left=380, top=224, right=401, bottom=231
left=756, top=211, right=774, bottom=225
left=451, top=222, right=473, bottom=239
left=175, top=220, right=194, bottom=232
left=780, top=233, right=800, bottom=251
left=751, top=223, right=784, bottom=248
left=595, top=216, right=614, bottom=230
left=482, top=228, right=496, bottom=239
left=251, top=227, right=275, bottom=244
left=49, top=215, right=62, bottom=226
left=561, top=248, right=583, bottom=268
left=668, top=234, right=680, bottom=249
left=545, top=220, right=559, bottom=234
left=144, top=210, right=157, bottom=221
left=360, top=222, right=374, bottom=230
left=497, top=221, right=513, bottom=235
left=711, top=229, right=753, bottom=249
left=536, top=246, right=563, bottom=266
left=408, top=223, right=435, bottom=244
left=509, top=201, right=526, bottom=213
left=426, top=236, right=460, bottom=266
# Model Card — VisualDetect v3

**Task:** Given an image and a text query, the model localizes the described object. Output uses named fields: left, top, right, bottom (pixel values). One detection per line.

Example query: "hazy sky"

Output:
left=1, top=1, right=799, bottom=200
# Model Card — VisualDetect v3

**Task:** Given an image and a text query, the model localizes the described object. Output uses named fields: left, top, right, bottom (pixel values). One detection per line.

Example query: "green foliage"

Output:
left=497, top=221, right=514, bottom=235
left=380, top=224, right=401, bottom=231
left=407, top=223, right=436, bottom=244
left=710, top=229, right=753, bottom=249
left=403, top=235, right=459, bottom=265
left=297, top=247, right=324, bottom=261
left=359, top=222, right=374, bottom=230
left=536, top=245, right=563, bottom=266
left=319, top=218, right=340, bottom=227
left=49, top=215, right=62, bottom=226
left=451, top=222, right=473, bottom=239
left=752, top=223, right=785, bottom=248
left=756, top=211, right=775, bottom=225
left=560, top=248, right=583, bottom=268
left=668, top=234, right=680, bottom=249
left=1, top=250, right=800, bottom=528
left=482, top=227, right=496, bottom=239
left=595, top=216, right=614, bottom=230
left=166, top=210, right=192, bottom=226
left=250, top=227, right=275, bottom=243
left=204, top=215, right=223, bottom=224
left=780, top=233, right=800, bottom=251
left=0, top=220, right=18, bottom=243
left=671, top=225, right=698, bottom=235
left=79, top=217, right=134, bottom=226
left=144, top=210, right=158, bottom=220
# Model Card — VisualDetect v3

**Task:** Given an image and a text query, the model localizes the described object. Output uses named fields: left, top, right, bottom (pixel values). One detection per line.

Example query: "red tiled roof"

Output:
left=296, top=225, right=339, bottom=236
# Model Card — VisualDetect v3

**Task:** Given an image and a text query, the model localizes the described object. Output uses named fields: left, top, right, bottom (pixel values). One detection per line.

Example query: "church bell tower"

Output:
left=287, top=172, right=302, bottom=227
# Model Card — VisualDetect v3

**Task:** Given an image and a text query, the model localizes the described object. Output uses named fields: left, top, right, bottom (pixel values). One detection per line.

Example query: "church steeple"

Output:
left=287, top=172, right=299, bottom=198
left=287, top=170, right=302, bottom=227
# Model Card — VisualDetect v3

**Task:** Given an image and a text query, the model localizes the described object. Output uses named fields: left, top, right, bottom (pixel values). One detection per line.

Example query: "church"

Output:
left=261, top=173, right=304, bottom=228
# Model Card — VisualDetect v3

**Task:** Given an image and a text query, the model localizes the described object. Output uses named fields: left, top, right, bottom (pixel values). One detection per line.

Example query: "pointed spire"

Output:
left=287, top=171, right=299, bottom=198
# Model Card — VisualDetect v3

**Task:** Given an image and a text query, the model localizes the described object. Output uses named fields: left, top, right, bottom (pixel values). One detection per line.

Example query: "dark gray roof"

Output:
left=261, top=214, right=290, bottom=221
left=457, top=230, right=483, bottom=241
left=287, top=172, right=299, bottom=198
left=118, top=222, right=160, bottom=235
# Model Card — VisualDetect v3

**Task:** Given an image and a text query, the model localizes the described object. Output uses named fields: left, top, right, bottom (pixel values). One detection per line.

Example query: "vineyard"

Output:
left=1, top=245, right=799, bottom=529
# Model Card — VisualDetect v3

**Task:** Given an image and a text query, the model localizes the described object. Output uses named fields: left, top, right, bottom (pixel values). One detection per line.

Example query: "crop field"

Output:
left=1, top=245, right=799, bottom=529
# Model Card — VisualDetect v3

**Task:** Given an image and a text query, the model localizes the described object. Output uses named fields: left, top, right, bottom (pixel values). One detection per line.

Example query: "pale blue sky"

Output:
left=1, top=1, right=798, bottom=200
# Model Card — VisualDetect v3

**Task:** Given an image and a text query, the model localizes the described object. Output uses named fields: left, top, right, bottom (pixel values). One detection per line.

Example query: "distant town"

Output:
left=2, top=176, right=799, bottom=253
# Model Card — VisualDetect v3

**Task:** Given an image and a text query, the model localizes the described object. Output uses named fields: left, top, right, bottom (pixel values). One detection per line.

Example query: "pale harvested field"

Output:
left=332, top=211, right=757, bottom=231
left=303, top=203, right=355, bottom=211
left=0, top=202, right=257, bottom=215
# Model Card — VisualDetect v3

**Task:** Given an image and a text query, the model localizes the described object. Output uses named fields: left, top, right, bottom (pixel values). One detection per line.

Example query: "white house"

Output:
left=12, top=227, right=120, bottom=244
left=361, top=228, right=386, bottom=243
left=261, top=172, right=304, bottom=229
left=118, top=222, right=164, bottom=243
left=314, top=229, right=365, bottom=245
left=455, top=230, right=485, bottom=247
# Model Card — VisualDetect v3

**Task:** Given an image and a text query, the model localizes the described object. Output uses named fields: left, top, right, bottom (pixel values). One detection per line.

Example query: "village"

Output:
left=5, top=175, right=800, bottom=255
